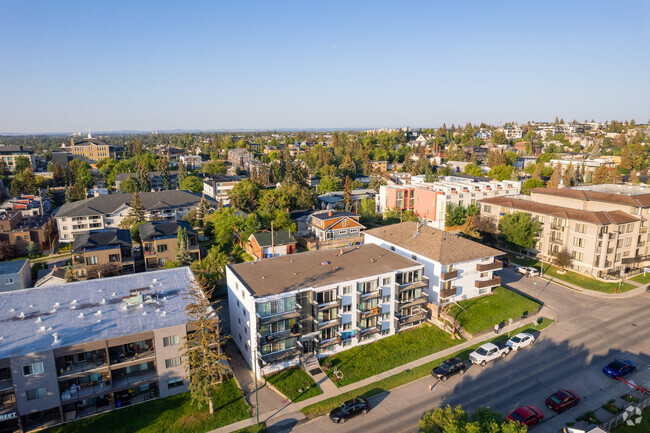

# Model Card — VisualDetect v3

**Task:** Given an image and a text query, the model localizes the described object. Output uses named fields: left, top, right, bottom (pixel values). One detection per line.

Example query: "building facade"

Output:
left=0, top=268, right=199, bottom=432
left=114, top=172, right=179, bottom=192
left=138, top=220, right=199, bottom=271
left=0, top=212, right=55, bottom=256
left=71, top=229, right=134, bottom=279
left=0, top=146, right=35, bottom=172
left=227, top=244, right=427, bottom=376
left=62, top=136, right=125, bottom=163
left=246, top=230, right=296, bottom=260
left=0, top=260, right=31, bottom=293
left=304, top=211, right=365, bottom=250
left=202, top=176, right=243, bottom=205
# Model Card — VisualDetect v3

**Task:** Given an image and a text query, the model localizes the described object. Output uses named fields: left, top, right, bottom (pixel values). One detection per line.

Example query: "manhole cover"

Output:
left=309, top=368, right=322, bottom=375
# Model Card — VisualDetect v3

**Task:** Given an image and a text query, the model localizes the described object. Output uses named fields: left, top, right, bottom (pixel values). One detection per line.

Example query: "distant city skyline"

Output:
left=1, top=0, right=648, bottom=134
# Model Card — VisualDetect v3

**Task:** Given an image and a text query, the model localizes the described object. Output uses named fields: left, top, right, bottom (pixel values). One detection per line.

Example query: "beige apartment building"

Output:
left=480, top=185, right=650, bottom=278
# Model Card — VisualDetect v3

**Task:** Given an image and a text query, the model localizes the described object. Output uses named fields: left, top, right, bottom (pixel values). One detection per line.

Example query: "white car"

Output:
left=516, top=266, right=539, bottom=276
left=506, top=332, right=535, bottom=351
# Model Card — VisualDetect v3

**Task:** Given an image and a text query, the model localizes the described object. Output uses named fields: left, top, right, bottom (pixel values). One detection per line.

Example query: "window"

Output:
left=163, top=335, right=180, bottom=347
left=108, top=254, right=120, bottom=263
left=165, top=357, right=181, bottom=368
left=342, top=305, right=351, bottom=313
left=615, top=253, right=622, bottom=262
left=390, top=245, right=395, bottom=251
left=624, top=237, right=632, bottom=247
left=168, top=378, right=184, bottom=389
left=627, top=224, right=633, bottom=233
left=343, top=322, right=351, bottom=330
left=573, top=237, right=585, bottom=248
left=381, top=277, right=391, bottom=286
left=26, top=387, right=47, bottom=401
left=85, top=256, right=98, bottom=266
left=575, top=223, right=586, bottom=234
left=158, top=258, right=167, bottom=267
left=342, top=285, right=352, bottom=294
left=571, top=251, right=583, bottom=261
left=484, top=205, right=491, bottom=213
left=23, top=362, right=44, bottom=376
left=157, top=244, right=168, bottom=253
left=4, top=277, right=14, bottom=284
left=261, top=337, right=296, bottom=355
left=257, top=297, right=296, bottom=317
left=382, top=313, right=390, bottom=320
left=411, top=254, right=417, bottom=261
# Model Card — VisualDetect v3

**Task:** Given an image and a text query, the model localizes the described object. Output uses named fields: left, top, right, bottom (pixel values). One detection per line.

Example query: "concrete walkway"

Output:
left=208, top=307, right=555, bottom=433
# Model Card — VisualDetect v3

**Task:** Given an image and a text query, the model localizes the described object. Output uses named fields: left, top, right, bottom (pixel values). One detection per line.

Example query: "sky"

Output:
left=1, top=0, right=649, bottom=134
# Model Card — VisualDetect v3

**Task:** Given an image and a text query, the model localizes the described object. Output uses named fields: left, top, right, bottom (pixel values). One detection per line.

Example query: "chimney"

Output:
left=328, top=210, right=332, bottom=216
left=70, top=137, right=74, bottom=146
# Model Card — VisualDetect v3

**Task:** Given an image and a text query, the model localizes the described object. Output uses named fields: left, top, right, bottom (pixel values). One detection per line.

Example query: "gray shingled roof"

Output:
left=55, top=190, right=216, bottom=218
left=72, top=229, right=132, bottom=253
left=250, top=230, right=296, bottom=247
left=138, top=220, right=196, bottom=242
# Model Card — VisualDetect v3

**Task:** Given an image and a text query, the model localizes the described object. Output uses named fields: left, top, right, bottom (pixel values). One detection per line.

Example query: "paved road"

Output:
left=286, top=268, right=650, bottom=433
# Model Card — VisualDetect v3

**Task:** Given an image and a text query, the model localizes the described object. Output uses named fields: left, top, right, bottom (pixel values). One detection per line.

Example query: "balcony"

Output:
left=396, top=276, right=429, bottom=293
left=550, top=225, right=565, bottom=232
left=358, top=325, right=381, bottom=338
left=440, top=270, right=458, bottom=281
left=317, top=299, right=341, bottom=310
left=397, top=295, right=428, bottom=310
left=549, top=238, right=563, bottom=245
left=317, top=317, right=341, bottom=330
left=395, top=313, right=427, bottom=329
left=109, top=348, right=155, bottom=367
left=60, top=380, right=111, bottom=401
left=0, top=378, right=13, bottom=392
left=475, top=276, right=501, bottom=289
left=316, top=336, right=340, bottom=348
left=476, top=260, right=503, bottom=272
left=357, top=308, right=381, bottom=321
left=57, top=359, right=108, bottom=378
left=439, top=286, right=458, bottom=299
left=112, top=370, right=157, bottom=390
left=260, top=346, right=300, bottom=364
left=258, top=328, right=301, bottom=344
left=258, top=310, right=301, bottom=326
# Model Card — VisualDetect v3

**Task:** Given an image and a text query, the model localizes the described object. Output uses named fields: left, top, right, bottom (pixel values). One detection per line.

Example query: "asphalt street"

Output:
left=287, top=268, right=650, bottom=433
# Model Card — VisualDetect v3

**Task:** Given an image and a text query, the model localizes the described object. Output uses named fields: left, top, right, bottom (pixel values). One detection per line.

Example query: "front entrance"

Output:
left=301, top=340, right=313, bottom=354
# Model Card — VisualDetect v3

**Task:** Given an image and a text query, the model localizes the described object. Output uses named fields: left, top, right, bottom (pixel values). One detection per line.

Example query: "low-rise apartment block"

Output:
left=0, top=268, right=198, bottom=432
left=55, top=190, right=216, bottom=242
left=0, top=146, right=35, bottom=172
left=0, top=212, right=55, bottom=256
left=1, top=195, right=51, bottom=218
left=480, top=185, right=650, bottom=278
left=179, top=155, right=202, bottom=171
left=139, top=220, right=199, bottom=271
left=227, top=244, right=427, bottom=376
left=0, top=260, right=31, bottom=292
left=71, top=229, right=134, bottom=279
left=202, top=176, right=243, bottom=205
left=61, top=135, right=125, bottom=163
left=114, top=171, right=179, bottom=192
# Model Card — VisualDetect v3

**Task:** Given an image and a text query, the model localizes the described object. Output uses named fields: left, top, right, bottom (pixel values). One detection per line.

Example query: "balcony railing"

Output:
left=316, top=336, right=340, bottom=348
left=0, top=378, right=13, bottom=392
left=357, top=308, right=381, bottom=321
left=476, top=260, right=503, bottom=272
left=58, top=360, right=108, bottom=377
left=258, top=328, right=301, bottom=344
left=317, top=299, right=341, bottom=310
left=440, top=270, right=458, bottom=281
left=397, top=295, right=428, bottom=310
left=550, top=225, right=565, bottom=232
left=549, top=238, right=563, bottom=245
left=358, top=325, right=381, bottom=337
left=109, top=348, right=155, bottom=366
left=61, top=381, right=111, bottom=401
left=112, top=370, right=157, bottom=390
left=260, top=346, right=300, bottom=364
left=475, top=276, right=501, bottom=289
left=258, top=310, right=301, bottom=326
left=396, top=313, right=427, bottom=329
left=396, top=276, right=429, bottom=293
left=439, top=286, right=458, bottom=299
left=317, top=317, right=341, bottom=330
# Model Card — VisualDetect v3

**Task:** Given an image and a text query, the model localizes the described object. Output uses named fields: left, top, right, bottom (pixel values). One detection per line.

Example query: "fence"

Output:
left=601, top=394, right=650, bottom=431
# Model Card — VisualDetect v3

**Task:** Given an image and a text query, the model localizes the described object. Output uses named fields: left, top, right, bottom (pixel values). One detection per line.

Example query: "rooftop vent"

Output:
left=95, top=310, right=102, bottom=316
left=39, top=326, right=45, bottom=332
left=321, top=261, right=330, bottom=266
left=142, top=311, right=147, bottom=316
left=18, top=312, right=24, bottom=319
left=160, top=311, right=166, bottom=317
left=52, top=333, right=60, bottom=345
left=50, top=308, right=56, bottom=314
left=53, top=302, right=60, bottom=308
left=101, top=299, right=106, bottom=304
left=36, top=317, right=42, bottom=323
left=71, top=300, right=77, bottom=305
left=9, top=308, right=14, bottom=312
left=29, top=304, right=34, bottom=308
left=370, top=258, right=376, bottom=263
left=78, top=313, right=84, bottom=318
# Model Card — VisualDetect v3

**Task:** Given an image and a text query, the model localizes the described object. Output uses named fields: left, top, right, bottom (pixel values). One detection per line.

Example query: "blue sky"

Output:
left=1, top=1, right=649, bottom=133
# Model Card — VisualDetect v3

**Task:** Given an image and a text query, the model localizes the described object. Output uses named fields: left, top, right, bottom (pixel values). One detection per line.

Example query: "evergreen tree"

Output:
left=343, top=176, right=353, bottom=211
left=548, top=163, right=562, bottom=188
left=178, top=161, right=187, bottom=186
left=64, top=187, right=72, bottom=203
left=182, top=279, right=229, bottom=415
left=629, top=170, right=640, bottom=185
left=27, top=241, right=39, bottom=257
left=176, top=227, right=193, bottom=266
left=562, top=163, right=576, bottom=187
left=362, top=154, right=372, bottom=176
left=159, top=159, right=171, bottom=190
left=120, top=192, right=146, bottom=228
left=137, top=162, right=150, bottom=192
left=70, top=178, right=87, bottom=201
left=196, top=195, right=212, bottom=224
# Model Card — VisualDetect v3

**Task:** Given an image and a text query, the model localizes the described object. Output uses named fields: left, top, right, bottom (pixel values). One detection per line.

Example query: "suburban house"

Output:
left=0, top=211, right=56, bottom=255
left=34, top=266, right=67, bottom=288
left=114, top=171, right=179, bottom=192
left=202, top=176, right=243, bottom=205
left=479, top=184, right=650, bottom=278
left=0, top=268, right=198, bottom=432
left=305, top=211, right=365, bottom=250
left=71, top=229, right=134, bottom=279
left=226, top=244, right=427, bottom=376
left=0, top=260, right=31, bottom=292
left=60, top=134, right=125, bottom=163
left=364, top=222, right=504, bottom=306
left=0, top=145, right=36, bottom=171
left=246, top=230, right=297, bottom=260
left=138, top=220, right=200, bottom=271
left=55, top=190, right=216, bottom=242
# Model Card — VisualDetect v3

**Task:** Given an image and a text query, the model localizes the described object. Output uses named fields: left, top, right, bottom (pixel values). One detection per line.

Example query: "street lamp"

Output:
left=253, top=348, right=260, bottom=425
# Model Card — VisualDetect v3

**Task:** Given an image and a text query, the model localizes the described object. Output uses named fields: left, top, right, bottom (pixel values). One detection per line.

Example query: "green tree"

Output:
left=229, top=180, right=260, bottom=213
left=137, top=162, right=150, bottom=192
left=343, top=176, right=353, bottom=211
left=176, top=227, right=193, bottom=266
left=554, top=247, right=573, bottom=271
left=70, top=178, right=87, bottom=201
left=522, top=178, right=545, bottom=194
left=180, top=175, right=203, bottom=193
left=119, top=177, right=138, bottom=193
left=487, top=165, right=514, bottom=181
left=182, top=279, right=229, bottom=415
left=629, top=170, right=640, bottom=185
left=27, top=241, right=39, bottom=257
left=548, top=162, right=562, bottom=188
left=14, top=156, right=31, bottom=173
left=359, top=198, right=380, bottom=225
left=158, top=159, right=171, bottom=190
left=191, top=247, right=229, bottom=294
left=318, top=175, right=342, bottom=194
left=463, top=164, right=484, bottom=177
left=120, top=192, right=146, bottom=228
left=419, top=404, right=526, bottom=433
left=498, top=212, right=542, bottom=252
left=178, top=161, right=187, bottom=186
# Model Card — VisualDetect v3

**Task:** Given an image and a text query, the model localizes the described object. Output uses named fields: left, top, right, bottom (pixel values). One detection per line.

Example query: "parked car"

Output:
left=431, top=357, right=467, bottom=382
left=500, top=258, right=510, bottom=267
left=603, top=359, right=636, bottom=379
left=517, top=266, right=539, bottom=276
left=469, top=342, right=510, bottom=367
left=329, top=398, right=370, bottom=423
left=507, top=405, right=544, bottom=427
left=506, top=332, right=535, bottom=351
left=545, top=389, right=580, bottom=412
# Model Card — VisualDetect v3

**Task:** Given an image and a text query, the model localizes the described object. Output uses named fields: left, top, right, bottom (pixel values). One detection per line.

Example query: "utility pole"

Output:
left=270, top=220, right=274, bottom=259
left=253, top=348, right=259, bottom=425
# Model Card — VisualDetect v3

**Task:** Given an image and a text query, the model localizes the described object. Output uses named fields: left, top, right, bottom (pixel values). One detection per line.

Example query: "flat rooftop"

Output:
left=570, top=184, right=650, bottom=195
left=228, top=244, right=420, bottom=297
left=0, top=267, right=197, bottom=359
left=0, top=259, right=28, bottom=275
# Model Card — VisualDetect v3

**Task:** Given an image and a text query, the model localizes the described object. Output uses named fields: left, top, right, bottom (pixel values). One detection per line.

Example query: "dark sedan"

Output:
left=431, top=357, right=467, bottom=382
left=545, top=389, right=580, bottom=412
left=603, top=359, right=636, bottom=379
left=329, top=398, right=369, bottom=423
left=507, top=405, right=544, bottom=427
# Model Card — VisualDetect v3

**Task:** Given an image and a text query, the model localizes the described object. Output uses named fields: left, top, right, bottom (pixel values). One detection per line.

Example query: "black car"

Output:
left=431, top=357, right=466, bottom=382
left=329, top=398, right=370, bottom=423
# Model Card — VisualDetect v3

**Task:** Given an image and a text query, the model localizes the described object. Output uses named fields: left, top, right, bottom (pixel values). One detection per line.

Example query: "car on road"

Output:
left=506, top=332, right=535, bottom=351
left=603, top=359, right=636, bottom=379
left=431, top=357, right=466, bottom=381
left=545, top=388, right=580, bottom=412
left=516, top=266, right=540, bottom=276
left=469, top=342, right=510, bottom=367
left=506, top=405, right=544, bottom=427
left=329, top=398, right=369, bottom=423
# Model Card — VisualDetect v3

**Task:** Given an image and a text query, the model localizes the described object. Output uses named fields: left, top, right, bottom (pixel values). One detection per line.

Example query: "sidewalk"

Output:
left=209, top=307, right=556, bottom=433
left=538, top=273, right=648, bottom=299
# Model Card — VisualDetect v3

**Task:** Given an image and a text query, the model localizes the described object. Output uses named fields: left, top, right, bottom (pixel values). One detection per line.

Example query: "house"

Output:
left=305, top=211, right=365, bottom=249
left=227, top=244, right=426, bottom=376
left=139, top=220, right=200, bottom=271
left=71, top=229, right=134, bottom=279
left=371, top=161, right=389, bottom=172
left=0, top=145, right=36, bottom=171
left=0, top=211, right=56, bottom=255
left=55, top=190, right=216, bottom=242
left=202, top=176, right=243, bottom=205
left=34, top=266, right=67, bottom=287
left=0, top=268, right=199, bottom=432
left=364, top=222, right=504, bottom=304
left=114, top=171, right=179, bottom=192
left=246, top=230, right=296, bottom=260
left=0, top=260, right=31, bottom=292
left=61, top=134, right=125, bottom=163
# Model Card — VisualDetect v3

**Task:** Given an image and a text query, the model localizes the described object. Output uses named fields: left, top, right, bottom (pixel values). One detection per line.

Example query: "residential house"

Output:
left=34, top=266, right=67, bottom=287
left=139, top=220, right=199, bottom=271
left=246, top=230, right=296, bottom=260
left=0, top=268, right=198, bottom=432
left=304, top=211, right=365, bottom=250
left=0, top=145, right=36, bottom=171
left=71, top=229, right=134, bottom=279
left=0, top=260, right=31, bottom=292
left=0, top=211, right=55, bottom=255
left=227, top=148, right=255, bottom=171
left=114, top=171, right=179, bottom=192
left=227, top=244, right=426, bottom=376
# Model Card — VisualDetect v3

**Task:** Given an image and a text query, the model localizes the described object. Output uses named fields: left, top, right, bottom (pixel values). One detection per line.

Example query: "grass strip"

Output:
left=266, top=367, right=322, bottom=403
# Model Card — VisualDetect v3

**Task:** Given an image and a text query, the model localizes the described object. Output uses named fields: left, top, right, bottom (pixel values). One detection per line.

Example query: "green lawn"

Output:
left=508, top=254, right=636, bottom=293
left=613, top=407, right=650, bottom=433
left=449, top=286, right=541, bottom=335
left=266, top=367, right=322, bottom=402
left=320, top=323, right=463, bottom=387
left=631, top=272, right=650, bottom=284
left=232, top=424, right=266, bottom=433
left=302, top=318, right=553, bottom=418
left=44, top=378, right=251, bottom=433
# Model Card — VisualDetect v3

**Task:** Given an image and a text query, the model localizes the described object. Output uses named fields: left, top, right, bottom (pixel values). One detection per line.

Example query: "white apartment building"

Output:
left=202, top=176, right=243, bottom=205
left=179, top=155, right=202, bottom=170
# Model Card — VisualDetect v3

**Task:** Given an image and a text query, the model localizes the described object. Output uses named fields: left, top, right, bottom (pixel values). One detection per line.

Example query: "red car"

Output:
left=545, top=388, right=580, bottom=412
left=507, top=405, right=544, bottom=427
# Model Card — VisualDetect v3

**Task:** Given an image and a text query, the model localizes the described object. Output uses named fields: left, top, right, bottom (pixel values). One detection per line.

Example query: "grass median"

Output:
left=266, top=367, right=322, bottom=403
left=302, top=318, right=554, bottom=419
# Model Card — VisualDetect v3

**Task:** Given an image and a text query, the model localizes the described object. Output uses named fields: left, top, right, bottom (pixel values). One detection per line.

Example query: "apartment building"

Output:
left=227, top=244, right=427, bottom=376
left=378, top=176, right=520, bottom=229
left=227, top=148, right=255, bottom=171
left=364, top=222, right=503, bottom=304
left=179, top=155, right=202, bottom=171
left=138, top=221, right=199, bottom=271
left=0, top=212, right=55, bottom=256
left=71, top=229, right=134, bottom=279
left=479, top=185, right=650, bottom=278
left=61, top=135, right=125, bottom=163
left=0, top=260, right=31, bottom=293
left=246, top=230, right=296, bottom=260
left=114, top=171, right=179, bottom=192
left=0, top=146, right=35, bottom=172
left=370, top=161, right=389, bottom=172
left=0, top=268, right=197, bottom=432
left=55, top=190, right=216, bottom=242
left=202, top=176, right=243, bottom=205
